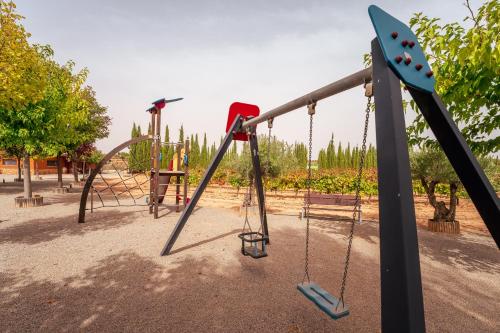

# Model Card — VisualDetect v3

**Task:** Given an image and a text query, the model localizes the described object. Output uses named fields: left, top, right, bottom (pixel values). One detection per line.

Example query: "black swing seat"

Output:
left=238, top=232, right=268, bottom=259
left=297, top=282, right=349, bottom=320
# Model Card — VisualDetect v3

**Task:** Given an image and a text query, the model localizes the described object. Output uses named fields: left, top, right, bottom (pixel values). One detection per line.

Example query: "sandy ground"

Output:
left=0, top=177, right=499, bottom=332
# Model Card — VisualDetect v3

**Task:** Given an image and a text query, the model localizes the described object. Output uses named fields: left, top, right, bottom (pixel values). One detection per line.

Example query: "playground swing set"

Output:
left=78, top=5, right=499, bottom=332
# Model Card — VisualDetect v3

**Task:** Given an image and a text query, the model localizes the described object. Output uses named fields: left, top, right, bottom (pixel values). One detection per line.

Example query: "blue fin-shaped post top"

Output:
left=368, top=5, right=435, bottom=93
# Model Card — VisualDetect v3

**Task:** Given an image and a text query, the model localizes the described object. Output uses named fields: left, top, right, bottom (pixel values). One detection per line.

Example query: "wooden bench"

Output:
left=299, top=192, right=362, bottom=223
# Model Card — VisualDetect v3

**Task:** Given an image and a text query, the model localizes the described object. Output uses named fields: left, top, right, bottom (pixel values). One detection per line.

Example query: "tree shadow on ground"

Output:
left=0, top=228, right=382, bottom=333
left=309, top=217, right=380, bottom=245
left=0, top=210, right=142, bottom=246
left=309, top=213, right=500, bottom=275
left=417, top=230, right=500, bottom=274
left=1, top=225, right=498, bottom=332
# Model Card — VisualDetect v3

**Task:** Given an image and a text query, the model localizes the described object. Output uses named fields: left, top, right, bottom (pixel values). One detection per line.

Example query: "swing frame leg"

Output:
left=372, top=38, right=425, bottom=333
left=160, top=116, right=244, bottom=256
left=248, top=129, right=270, bottom=244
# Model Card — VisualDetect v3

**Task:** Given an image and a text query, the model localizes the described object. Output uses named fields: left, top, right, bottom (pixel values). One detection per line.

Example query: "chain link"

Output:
left=242, top=127, right=254, bottom=234
left=267, top=126, right=272, bottom=176
left=337, top=96, right=372, bottom=308
left=302, top=104, right=315, bottom=283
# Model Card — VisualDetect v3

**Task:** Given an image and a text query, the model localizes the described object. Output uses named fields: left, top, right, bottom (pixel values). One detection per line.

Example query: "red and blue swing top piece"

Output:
left=368, top=5, right=436, bottom=93
left=226, top=102, right=260, bottom=141
left=149, top=97, right=184, bottom=112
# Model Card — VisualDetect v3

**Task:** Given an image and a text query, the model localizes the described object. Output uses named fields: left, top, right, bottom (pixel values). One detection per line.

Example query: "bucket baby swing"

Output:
left=237, top=124, right=271, bottom=259
left=297, top=87, right=372, bottom=319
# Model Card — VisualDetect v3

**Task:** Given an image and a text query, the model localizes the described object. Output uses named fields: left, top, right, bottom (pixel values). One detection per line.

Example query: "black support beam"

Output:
left=248, top=130, right=270, bottom=243
left=372, top=38, right=426, bottom=333
left=160, top=116, right=243, bottom=256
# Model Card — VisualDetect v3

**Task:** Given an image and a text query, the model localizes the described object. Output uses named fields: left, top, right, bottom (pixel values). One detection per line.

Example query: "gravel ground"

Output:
left=0, top=178, right=499, bottom=332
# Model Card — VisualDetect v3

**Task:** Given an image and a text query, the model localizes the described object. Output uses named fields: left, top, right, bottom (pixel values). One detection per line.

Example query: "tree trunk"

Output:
left=72, top=159, right=78, bottom=182
left=57, top=154, right=63, bottom=188
left=23, top=154, right=32, bottom=198
left=420, top=177, right=450, bottom=222
left=35, top=160, right=39, bottom=179
left=82, top=161, right=86, bottom=181
left=447, top=182, right=459, bottom=222
left=16, top=156, right=22, bottom=181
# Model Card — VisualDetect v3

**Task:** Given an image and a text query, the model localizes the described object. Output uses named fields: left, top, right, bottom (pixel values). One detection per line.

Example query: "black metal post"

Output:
left=372, top=38, right=425, bottom=333
left=160, top=116, right=244, bottom=256
left=248, top=129, right=270, bottom=243
left=407, top=88, right=500, bottom=247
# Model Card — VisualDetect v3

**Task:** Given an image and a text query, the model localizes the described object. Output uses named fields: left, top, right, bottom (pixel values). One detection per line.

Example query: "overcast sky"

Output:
left=16, top=0, right=477, bottom=155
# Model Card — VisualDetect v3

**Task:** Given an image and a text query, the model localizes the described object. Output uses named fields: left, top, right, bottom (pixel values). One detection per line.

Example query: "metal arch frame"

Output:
left=78, top=135, right=152, bottom=223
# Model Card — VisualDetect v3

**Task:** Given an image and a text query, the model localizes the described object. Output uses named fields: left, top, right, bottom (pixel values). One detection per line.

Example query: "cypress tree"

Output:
left=210, top=142, right=216, bottom=160
left=192, top=134, right=200, bottom=167
left=201, top=133, right=208, bottom=167
left=160, top=125, right=170, bottom=168
left=352, top=146, right=359, bottom=169
left=231, top=141, right=238, bottom=160
left=179, top=125, right=184, bottom=142
left=346, top=143, right=351, bottom=168
left=336, top=142, right=343, bottom=168
left=326, top=134, right=335, bottom=168
left=318, top=149, right=326, bottom=169
left=130, top=123, right=138, bottom=172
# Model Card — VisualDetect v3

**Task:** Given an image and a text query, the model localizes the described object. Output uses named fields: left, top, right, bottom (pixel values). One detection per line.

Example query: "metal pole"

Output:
left=149, top=111, right=156, bottom=214
left=154, top=110, right=162, bottom=218
left=175, top=142, right=181, bottom=212
left=183, top=139, right=190, bottom=208
left=249, top=130, right=269, bottom=243
left=372, top=38, right=425, bottom=333
left=242, top=67, right=372, bottom=129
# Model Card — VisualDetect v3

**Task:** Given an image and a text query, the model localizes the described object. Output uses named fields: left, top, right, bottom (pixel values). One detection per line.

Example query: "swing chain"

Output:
left=242, top=127, right=254, bottom=234
left=303, top=102, right=316, bottom=283
left=337, top=95, right=372, bottom=308
left=267, top=118, right=273, bottom=178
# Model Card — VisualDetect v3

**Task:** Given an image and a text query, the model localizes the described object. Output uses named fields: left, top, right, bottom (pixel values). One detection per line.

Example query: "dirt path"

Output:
left=0, top=181, right=499, bottom=332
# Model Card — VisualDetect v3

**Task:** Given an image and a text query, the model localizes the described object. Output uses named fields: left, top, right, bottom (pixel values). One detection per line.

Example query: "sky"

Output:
left=16, top=0, right=478, bottom=155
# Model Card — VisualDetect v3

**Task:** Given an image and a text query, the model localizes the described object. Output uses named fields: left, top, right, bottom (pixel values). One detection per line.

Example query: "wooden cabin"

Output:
left=0, top=154, right=73, bottom=175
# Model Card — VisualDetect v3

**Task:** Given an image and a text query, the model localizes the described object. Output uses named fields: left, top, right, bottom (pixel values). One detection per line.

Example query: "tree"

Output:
left=161, top=125, right=170, bottom=168
left=405, top=1, right=500, bottom=224
left=178, top=125, right=184, bottom=142
left=129, top=123, right=139, bottom=172
left=317, top=149, right=327, bottom=169
left=0, top=1, right=47, bottom=111
left=411, top=147, right=496, bottom=222
left=407, top=0, right=499, bottom=156
left=200, top=133, right=208, bottom=167
left=66, top=86, right=110, bottom=182
left=192, top=134, right=200, bottom=168
left=209, top=142, right=216, bottom=160
left=0, top=1, right=48, bottom=198
left=293, top=142, right=308, bottom=169
left=336, top=142, right=344, bottom=168
left=326, top=134, right=335, bottom=168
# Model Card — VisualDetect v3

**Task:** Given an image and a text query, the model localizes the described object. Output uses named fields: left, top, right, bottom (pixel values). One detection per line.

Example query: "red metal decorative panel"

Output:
left=225, top=102, right=260, bottom=141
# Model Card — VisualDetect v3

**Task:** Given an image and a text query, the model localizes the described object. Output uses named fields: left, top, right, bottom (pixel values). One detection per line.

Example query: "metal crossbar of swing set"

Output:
left=241, top=67, right=372, bottom=130
left=161, top=68, right=372, bottom=258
